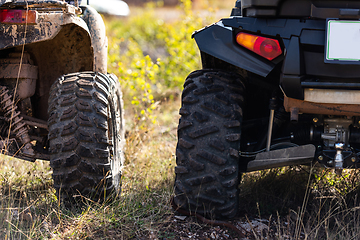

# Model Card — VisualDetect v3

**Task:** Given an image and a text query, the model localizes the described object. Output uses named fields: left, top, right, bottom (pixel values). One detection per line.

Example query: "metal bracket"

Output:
left=247, top=144, right=316, bottom=172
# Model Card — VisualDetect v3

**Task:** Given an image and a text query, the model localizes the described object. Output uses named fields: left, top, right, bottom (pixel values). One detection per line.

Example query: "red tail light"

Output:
left=236, top=32, right=282, bottom=61
left=0, top=9, right=38, bottom=24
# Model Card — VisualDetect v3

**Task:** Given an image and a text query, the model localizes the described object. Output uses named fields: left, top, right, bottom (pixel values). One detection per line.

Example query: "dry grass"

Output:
left=237, top=167, right=360, bottom=239
left=0, top=97, right=181, bottom=239
left=2, top=95, right=360, bottom=239
left=3, top=94, right=360, bottom=239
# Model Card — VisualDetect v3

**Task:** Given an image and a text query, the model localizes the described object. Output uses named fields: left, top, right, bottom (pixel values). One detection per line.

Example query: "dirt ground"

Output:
left=136, top=213, right=297, bottom=240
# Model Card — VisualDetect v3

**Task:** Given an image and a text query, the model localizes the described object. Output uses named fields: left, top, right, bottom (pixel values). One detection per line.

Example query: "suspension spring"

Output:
left=0, top=86, right=34, bottom=156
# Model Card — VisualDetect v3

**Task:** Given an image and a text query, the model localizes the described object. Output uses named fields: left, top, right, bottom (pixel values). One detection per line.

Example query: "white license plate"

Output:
left=326, top=20, right=360, bottom=62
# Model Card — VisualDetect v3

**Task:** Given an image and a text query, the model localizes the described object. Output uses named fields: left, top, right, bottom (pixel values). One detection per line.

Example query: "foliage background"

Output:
left=107, top=0, right=212, bottom=128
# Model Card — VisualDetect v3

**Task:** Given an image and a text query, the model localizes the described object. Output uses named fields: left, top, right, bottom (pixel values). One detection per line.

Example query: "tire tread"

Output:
left=48, top=72, right=124, bottom=201
left=174, top=69, right=245, bottom=219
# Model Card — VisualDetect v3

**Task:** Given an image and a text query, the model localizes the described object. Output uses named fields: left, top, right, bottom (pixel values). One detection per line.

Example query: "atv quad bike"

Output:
left=174, top=0, right=360, bottom=219
left=0, top=0, right=124, bottom=201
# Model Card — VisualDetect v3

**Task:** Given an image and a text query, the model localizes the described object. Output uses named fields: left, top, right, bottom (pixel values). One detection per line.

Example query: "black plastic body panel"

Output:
left=193, top=23, right=275, bottom=77
left=194, top=16, right=360, bottom=99
left=221, top=17, right=325, bottom=41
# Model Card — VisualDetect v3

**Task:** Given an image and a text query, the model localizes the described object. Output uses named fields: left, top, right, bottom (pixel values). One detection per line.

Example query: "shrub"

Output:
left=106, top=0, right=214, bottom=127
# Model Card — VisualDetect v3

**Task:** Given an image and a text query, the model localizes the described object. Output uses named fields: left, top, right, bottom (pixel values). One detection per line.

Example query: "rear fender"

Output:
left=193, top=22, right=276, bottom=77
left=0, top=5, right=107, bottom=73
left=0, top=11, right=90, bottom=50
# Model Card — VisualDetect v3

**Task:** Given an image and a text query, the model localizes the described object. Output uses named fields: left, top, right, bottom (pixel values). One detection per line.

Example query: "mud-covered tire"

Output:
left=48, top=72, right=125, bottom=201
left=174, top=69, right=245, bottom=219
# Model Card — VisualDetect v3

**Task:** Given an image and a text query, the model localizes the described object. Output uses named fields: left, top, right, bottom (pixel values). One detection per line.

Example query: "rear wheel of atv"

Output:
left=48, top=72, right=125, bottom=202
left=174, top=69, right=245, bottom=219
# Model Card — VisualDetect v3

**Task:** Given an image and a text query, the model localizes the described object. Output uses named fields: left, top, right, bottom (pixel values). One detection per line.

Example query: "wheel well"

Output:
left=200, top=51, right=284, bottom=151
left=200, top=51, right=247, bottom=77
left=28, top=24, right=93, bottom=120
left=200, top=51, right=276, bottom=121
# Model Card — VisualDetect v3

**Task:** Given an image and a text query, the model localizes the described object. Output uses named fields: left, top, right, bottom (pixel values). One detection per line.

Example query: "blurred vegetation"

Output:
left=124, top=0, right=235, bottom=8
left=106, top=0, right=216, bottom=128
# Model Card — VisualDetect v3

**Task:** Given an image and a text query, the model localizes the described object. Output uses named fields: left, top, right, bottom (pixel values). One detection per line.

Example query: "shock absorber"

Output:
left=0, top=86, right=34, bottom=157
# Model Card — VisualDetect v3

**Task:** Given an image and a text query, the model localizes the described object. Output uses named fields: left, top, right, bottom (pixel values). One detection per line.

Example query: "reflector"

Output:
left=236, top=32, right=282, bottom=60
left=0, top=9, right=38, bottom=24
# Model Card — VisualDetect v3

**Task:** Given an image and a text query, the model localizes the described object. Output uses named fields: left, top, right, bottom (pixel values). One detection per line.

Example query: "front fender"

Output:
left=81, top=5, right=108, bottom=73
left=193, top=22, right=275, bottom=77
